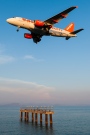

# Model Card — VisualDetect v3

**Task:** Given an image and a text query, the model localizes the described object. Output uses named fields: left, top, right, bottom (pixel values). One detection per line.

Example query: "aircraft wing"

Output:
left=44, top=6, right=78, bottom=25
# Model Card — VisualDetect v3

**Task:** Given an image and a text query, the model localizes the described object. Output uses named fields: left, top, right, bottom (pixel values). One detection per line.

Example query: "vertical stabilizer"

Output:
left=64, top=23, right=74, bottom=32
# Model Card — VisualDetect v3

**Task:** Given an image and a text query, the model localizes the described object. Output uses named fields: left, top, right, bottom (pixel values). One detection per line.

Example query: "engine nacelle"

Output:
left=24, top=33, right=33, bottom=39
left=34, top=20, right=45, bottom=27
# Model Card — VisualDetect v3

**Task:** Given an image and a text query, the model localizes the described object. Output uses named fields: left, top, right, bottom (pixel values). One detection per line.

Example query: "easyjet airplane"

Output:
left=6, top=6, right=83, bottom=44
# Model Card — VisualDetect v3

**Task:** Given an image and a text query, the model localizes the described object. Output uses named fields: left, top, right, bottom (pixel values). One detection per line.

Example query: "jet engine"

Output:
left=24, top=33, right=33, bottom=39
left=34, top=20, right=45, bottom=27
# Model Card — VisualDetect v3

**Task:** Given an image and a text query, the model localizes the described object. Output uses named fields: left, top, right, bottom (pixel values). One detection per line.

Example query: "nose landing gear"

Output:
left=16, top=26, right=20, bottom=32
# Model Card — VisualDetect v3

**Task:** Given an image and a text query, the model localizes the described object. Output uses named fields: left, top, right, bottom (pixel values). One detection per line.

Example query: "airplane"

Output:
left=6, top=6, right=83, bottom=44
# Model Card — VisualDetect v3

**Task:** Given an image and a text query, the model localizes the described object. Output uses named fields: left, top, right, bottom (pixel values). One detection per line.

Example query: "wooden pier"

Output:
left=20, top=107, right=54, bottom=125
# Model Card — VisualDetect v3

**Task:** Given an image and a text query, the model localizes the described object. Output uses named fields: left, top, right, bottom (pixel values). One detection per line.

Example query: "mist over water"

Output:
left=0, top=106, right=90, bottom=135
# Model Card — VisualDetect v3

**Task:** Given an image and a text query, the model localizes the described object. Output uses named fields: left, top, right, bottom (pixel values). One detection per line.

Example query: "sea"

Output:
left=0, top=106, right=90, bottom=135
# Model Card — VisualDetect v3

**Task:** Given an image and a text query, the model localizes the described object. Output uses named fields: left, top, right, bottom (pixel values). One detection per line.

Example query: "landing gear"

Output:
left=31, top=32, right=42, bottom=44
left=16, top=26, right=20, bottom=32
left=17, top=29, right=19, bottom=32
left=33, top=37, right=41, bottom=44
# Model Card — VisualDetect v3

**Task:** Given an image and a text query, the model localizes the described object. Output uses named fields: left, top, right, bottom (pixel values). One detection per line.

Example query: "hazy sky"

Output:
left=0, top=0, right=90, bottom=105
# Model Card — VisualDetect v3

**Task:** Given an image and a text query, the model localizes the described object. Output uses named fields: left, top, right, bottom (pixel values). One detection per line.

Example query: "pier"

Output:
left=20, top=107, right=54, bottom=125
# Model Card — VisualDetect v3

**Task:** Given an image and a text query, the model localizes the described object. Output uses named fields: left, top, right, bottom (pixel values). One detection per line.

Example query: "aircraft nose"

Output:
left=6, top=19, right=10, bottom=23
left=6, top=18, right=13, bottom=24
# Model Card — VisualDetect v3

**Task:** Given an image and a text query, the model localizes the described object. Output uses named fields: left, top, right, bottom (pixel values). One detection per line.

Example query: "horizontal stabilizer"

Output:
left=70, top=28, right=84, bottom=34
left=66, top=28, right=84, bottom=40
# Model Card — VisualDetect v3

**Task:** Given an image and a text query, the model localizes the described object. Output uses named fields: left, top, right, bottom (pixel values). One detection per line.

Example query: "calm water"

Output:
left=0, top=106, right=90, bottom=135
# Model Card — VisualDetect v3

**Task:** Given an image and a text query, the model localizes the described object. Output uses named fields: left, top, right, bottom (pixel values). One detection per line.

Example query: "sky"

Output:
left=0, top=0, right=90, bottom=106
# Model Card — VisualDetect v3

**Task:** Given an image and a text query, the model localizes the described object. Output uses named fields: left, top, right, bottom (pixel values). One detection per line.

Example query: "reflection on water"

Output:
left=19, top=120, right=54, bottom=135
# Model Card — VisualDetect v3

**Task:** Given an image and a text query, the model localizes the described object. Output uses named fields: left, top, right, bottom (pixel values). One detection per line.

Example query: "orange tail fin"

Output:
left=64, top=23, right=74, bottom=32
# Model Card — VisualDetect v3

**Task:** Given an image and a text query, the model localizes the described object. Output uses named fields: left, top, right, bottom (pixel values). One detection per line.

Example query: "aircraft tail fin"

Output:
left=65, top=25, right=84, bottom=40
left=64, top=22, right=74, bottom=32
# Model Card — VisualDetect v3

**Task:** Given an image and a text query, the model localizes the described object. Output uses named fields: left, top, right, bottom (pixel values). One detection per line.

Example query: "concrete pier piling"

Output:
left=50, top=114, right=53, bottom=124
left=32, top=113, right=34, bottom=122
left=24, top=112, right=27, bottom=121
left=20, top=106, right=54, bottom=126
left=35, top=113, right=38, bottom=123
left=45, top=114, right=48, bottom=125
left=40, top=113, right=42, bottom=124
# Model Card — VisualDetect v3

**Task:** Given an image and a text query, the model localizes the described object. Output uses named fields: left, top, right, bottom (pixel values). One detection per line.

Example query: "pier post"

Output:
left=35, top=113, right=38, bottom=123
left=24, top=112, right=27, bottom=121
left=20, top=111, right=23, bottom=121
left=40, top=113, right=42, bottom=124
left=45, top=114, right=48, bottom=125
left=50, top=114, right=53, bottom=124
left=32, top=113, right=34, bottom=122
left=26, top=112, right=29, bottom=122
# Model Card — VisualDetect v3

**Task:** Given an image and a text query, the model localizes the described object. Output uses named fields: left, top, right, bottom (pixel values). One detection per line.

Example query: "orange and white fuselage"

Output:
left=6, top=17, right=76, bottom=38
